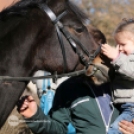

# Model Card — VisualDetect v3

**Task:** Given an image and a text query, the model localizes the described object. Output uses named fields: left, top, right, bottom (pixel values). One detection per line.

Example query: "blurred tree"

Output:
left=74, top=0, right=134, bottom=44
left=1, top=0, right=134, bottom=44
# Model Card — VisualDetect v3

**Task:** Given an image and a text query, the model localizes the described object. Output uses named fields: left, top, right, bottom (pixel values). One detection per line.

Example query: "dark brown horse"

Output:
left=86, top=25, right=114, bottom=85
left=0, top=0, right=101, bottom=128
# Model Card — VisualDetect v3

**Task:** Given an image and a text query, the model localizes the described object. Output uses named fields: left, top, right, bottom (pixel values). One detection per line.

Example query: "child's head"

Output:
left=114, top=18, right=134, bottom=55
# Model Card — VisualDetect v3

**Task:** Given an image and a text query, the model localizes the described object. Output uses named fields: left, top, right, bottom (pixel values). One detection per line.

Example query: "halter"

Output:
left=0, top=3, right=102, bottom=82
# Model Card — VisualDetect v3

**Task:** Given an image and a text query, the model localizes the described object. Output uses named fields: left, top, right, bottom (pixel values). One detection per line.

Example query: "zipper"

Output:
left=71, top=98, right=90, bottom=108
left=107, top=102, right=114, bottom=131
left=87, top=83, right=114, bottom=134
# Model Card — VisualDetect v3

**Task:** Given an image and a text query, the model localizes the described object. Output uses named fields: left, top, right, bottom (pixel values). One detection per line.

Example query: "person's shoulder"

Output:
left=55, top=75, right=87, bottom=95
left=53, top=75, right=90, bottom=106
left=124, top=53, right=134, bottom=61
left=59, top=75, right=86, bottom=88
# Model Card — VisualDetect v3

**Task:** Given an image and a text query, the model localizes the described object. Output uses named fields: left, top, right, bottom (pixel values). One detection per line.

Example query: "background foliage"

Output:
left=74, top=0, right=134, bottom=44
left=1, top=0, right=134, bottom=44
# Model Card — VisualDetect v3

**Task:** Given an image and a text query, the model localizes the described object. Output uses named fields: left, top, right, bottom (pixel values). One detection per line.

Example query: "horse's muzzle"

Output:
left=86, top=63, right=110, bottom=85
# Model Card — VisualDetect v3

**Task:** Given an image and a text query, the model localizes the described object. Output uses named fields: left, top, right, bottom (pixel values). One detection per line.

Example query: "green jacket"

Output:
left=25, top=76, right=119, bottom=134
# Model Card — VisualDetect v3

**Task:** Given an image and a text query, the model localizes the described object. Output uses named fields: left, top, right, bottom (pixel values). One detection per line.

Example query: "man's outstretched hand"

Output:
left=17, top=95, right=38, bottom=118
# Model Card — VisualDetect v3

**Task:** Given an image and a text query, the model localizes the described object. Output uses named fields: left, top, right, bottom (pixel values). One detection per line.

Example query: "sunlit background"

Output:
left=0, top=0, right=134, bottom=44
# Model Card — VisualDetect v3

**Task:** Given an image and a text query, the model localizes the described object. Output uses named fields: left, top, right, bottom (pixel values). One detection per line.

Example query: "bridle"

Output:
left=0, top=3, right=102, bottom=82
left=38, top=4, right=102, bottom=71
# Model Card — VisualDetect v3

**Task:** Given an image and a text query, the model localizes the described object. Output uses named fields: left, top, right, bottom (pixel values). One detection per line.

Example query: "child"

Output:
left=101, top=18, right=134, bottom=134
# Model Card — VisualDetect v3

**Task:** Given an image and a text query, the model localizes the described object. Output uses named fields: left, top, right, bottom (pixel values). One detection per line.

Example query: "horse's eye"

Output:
left=74, top=26, right=84, bottom=33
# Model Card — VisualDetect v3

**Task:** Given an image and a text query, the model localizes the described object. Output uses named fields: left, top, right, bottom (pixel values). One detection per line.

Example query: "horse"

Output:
left=15, top=25, right=109, bottom=134
left=87, top=25, right=106, bottom=44
left=86, top=24, right=114, bottom=85
left=0, top=0, right=102, bottom=128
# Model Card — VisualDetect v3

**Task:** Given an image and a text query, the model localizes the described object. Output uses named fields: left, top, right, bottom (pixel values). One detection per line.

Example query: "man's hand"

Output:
left=17, top=95, right=38, bottom=118
left=119, top=120, right=134, bottom=134
left=101, top=44, right=119, bottom=60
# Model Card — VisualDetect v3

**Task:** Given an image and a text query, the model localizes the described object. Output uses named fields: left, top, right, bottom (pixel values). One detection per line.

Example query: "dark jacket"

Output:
left=25, top=76, right=119, bottom=134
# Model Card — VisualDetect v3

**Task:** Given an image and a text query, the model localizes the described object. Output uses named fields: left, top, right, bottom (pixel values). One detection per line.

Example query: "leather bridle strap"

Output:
left=0, top=69, right=87, bottom=81
left=38, top=4, right=102, bottom=69
left=58, top=23, right=90, bottom=67
left=55, top=24, right=67, bottom=72
left=38, top=4, right=92, bottom=70
left=0, top=4, right=103, bottom=82
left=38, top=4, right=68, bottom=73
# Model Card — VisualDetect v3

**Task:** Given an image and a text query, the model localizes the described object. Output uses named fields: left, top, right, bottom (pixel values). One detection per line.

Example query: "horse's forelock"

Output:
left=67, top=1, right=90, bottom=26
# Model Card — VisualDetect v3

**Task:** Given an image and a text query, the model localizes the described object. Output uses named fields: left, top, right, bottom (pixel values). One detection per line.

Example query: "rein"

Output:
left=0, top=69, right=87, bottom=82
left=0, top=64, right=101, bottom=81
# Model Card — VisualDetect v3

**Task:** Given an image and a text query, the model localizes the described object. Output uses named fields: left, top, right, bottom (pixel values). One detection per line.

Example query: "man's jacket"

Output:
left=25, top=76, right=119, bottom=134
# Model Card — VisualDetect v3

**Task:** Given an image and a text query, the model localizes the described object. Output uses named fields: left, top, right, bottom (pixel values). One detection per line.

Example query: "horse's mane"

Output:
left=0, top=0, right=43, bottom=20
left=0, top=0, right=89, bottom=24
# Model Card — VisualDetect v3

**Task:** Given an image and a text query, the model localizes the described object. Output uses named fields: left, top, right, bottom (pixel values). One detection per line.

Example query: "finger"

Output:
left=119, top=127, right=129, bottom=134
left=101, top=44, right=107, bottom=49
left=102, top=43, right=108, bottom=46
left=102, top=46, right=110, bottom=52
left=26, top=95, right=35, bottom=102
left=24, top=100, right=29, bottom=103
left=101, top=47, right=107, bottom=53
left=21, top=103, right=28, bottom=109
left=101, top=51, right=108, bottom=56
left=103, top=44, right=109, bottom=48
left=119, top=122, right=134, bottom=134
left=19, top=103, right=28, bottom=111
left=17, top=104, right=28, bottom=113
left=17, top=95, right=29, bottom=112
left=20, top=107, right=28, bottom=112
left=120, top=120, right=134, bottom=127
left=19, top=106, right=28, bottom=113
left=119, top=126, right=134, bottom=134
left=119, top=121, right=129, bottom=128
left=102, top=44, right=106, bottom=46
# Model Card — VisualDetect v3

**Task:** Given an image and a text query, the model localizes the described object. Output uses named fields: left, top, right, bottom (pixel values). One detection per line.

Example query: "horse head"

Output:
left=31, top=0, right=99, bottom=74
left=86, top=25, right=114, bottom=85
left=0, top=0, right=99, bottom=128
